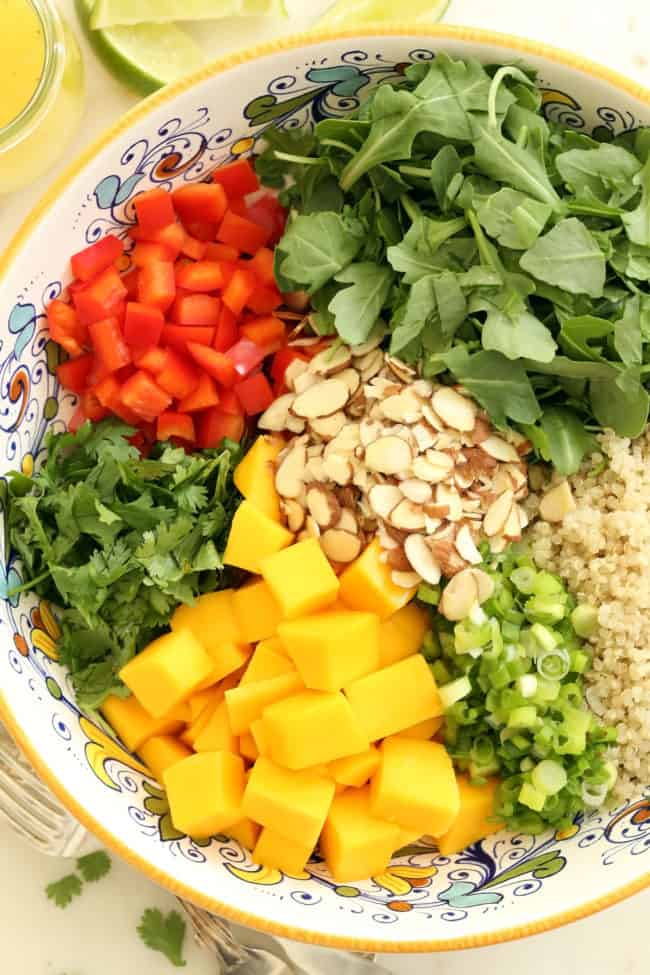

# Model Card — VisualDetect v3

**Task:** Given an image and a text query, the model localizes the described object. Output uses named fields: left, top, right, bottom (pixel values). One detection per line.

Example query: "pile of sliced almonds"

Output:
left=259, top=339, right=530, bottom=611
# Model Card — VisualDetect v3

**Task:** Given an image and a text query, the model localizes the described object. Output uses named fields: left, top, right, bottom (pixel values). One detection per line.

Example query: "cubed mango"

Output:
left=188, top=685, right=224, bottom=722
left=379, top=602, right=429, bottom=666
left=278, top=610, right=379, bottom=692
left=225, top=671, right=304, bottom=735
left=398, top=716, right=444, bottom=740
left=370, top=737, right=460, bottom=835
left=101, top=694, right=183, bottom=753
left=138, top=735, right=191, bottom=783
left=164, top=751, right=246, bottom=839
left=339, top=539, right=416, bottom=619
left=119, top=629, right=215, bottom=718
left=436, top=776, right=502, bottom=856
left=165, top=701, right=192, bottom=722
left=260, top=539, right=339, bottom=619
left=242, top=757, right=335, bottom=849
left=204, top=641, right=252, bottom=683
left=320, top=787, right=400, bottom=883
left=344, top=654, right=442, bottom=741
left=250, top=718, right=271, bottom=758
left=329, top=746, right=381, bottom=788
left=224, top=500, right=293, bottom=574
left=233, top=435, right=284, bottom=522
left=171, top=589, right=242, bottom=648
left=193, top=700, right=238, bottom=753
left=232, top=579, right=283, bottom=644
left=181, top=688, right=223, bottom=746
left=239, top=732, right=259, bottom=762
left=262, top=690, right=369, bottom=769
left=240, top=641, right=294, bottom=686
left=253, top=827, right=313, bottom=875
left=228, top=817, right=261, bottom=851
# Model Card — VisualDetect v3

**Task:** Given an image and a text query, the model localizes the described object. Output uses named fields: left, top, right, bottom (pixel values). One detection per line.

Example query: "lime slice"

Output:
left=90, top=0, right=286, bottom=30
left=317, top=0, right=449, bottom=27
left=76, top=0, right=204, bottom=94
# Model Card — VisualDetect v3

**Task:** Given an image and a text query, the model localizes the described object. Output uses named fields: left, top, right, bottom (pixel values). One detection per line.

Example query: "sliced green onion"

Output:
left=432, top=660, right=451, bottom=685
left=417, top=582, right=440, bottom=606
left=520, top=756, right=535, bottom=772
left=517, top=674, right=538, bottom=698
left=571, top=604, right=598, bottom=638
left=536, top=646, right=570, bottom=680
left=581, top=781, right=608, bottom=808
left=530, top=622, right=558, bottom=652
left=535, top=677, right=560, bottom=702
left=508, top=706, right=538, bottom=729
left=569, top=649, right=590, bottom=674
left=532, top=759, right=567, bottom=795
left=439, top=675, right=472, bottom=710
left=532, top=571, right=564, bottom=596
left=470, top=735, right=495, bottom=766
left=510, top=566, right=537, bottom=594
left=519, top=782, right=546, bottom=812
left=525, top=595, right=567, bottom=625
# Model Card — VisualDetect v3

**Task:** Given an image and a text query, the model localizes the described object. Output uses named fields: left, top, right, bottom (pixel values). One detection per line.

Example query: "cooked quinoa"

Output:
left=530, top=429, right=650, bottom=800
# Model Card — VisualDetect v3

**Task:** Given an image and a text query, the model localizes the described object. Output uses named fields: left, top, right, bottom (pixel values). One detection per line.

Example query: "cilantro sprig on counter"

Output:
left=137, top=908, right=187, bottom=968
left=7, top=420, right=242, bottom=708
left=45, top=852, right=112, bottom=908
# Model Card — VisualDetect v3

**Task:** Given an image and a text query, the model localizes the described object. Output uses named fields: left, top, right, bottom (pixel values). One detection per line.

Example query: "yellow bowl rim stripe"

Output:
left=2, top=23, right=650, bottom=952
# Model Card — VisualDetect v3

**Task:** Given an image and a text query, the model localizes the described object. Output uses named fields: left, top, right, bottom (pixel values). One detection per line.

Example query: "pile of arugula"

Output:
left=259, top=55, right=650, bottom=473
left=7, top=420, right=241, bottom=708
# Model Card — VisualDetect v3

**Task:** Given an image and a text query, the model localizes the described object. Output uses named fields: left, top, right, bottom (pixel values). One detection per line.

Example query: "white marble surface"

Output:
left=2, top=0, right=650, bottom=971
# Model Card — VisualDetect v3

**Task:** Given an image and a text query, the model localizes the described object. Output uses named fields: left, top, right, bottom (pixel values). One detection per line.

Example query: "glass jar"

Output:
left=0, top=0, right=85, bottom=194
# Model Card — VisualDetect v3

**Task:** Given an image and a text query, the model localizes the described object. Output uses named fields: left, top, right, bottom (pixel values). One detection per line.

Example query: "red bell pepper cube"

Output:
left=137, top=261, right=176, bottom=312
left=227, top=198, right=247, bottom=218
left=172, top=182, right=228, bottom=226
left=93, top=374, right=140, bottom=425
left=70, top=234, right=123, bottom=282
left=197, top=406, right=245, bottom=447
left=177, top=372, right=220, bottom=412
left=133, top=345, right=168, bottom=373
left=155, top=347, right=200, bottom=399
left=234, top=372, right=274, bottom=416
left=186, top=342, right=237, bottom=387
left=175, top=261, right=223, bottom=293
left=212, top=158, right=259, bottom=199
left=88, top=317, right=131, bottom=374
left=218, top=388, right=241, bottom=416
left=222, top=267, right=257, bottom=316
left=124, top=302, right=165, bottom=347
left=134, top=188, right=176, bottom=236
left=181, top=234, right=207, bottom=261
left=157, top=410, right=195, bottom=443
left=204, top=241, right=239, bottom=262
left=182, top=219, right=218, bottom=241
left=121, top=370, right=172, bottom=422
left=246, top=284, right=283, bottom=314
left=245, top=193, right=287, bottom=246
left=131, top=241, right=176, bottom=267
left=270, top=346, right=307, bottom=384
left=162, top=325, right=215, bottom=352
left=73, top=266, right=128, bottom=325
left=122, top=267, right=139, bottom=300
left=240, top=315, right=285, bottom=347
left=172, top=293, right=221, bottom=326
left=218, top=260, right=238, bottom=290
left=130, top=221, right=185, bottom=258
left=226, top=336, right=275, bottom=378
left=47, top=299, right=88, bottom=358
left=213, top=304, right=239, bottom=352
left=217, top=209, right=270, bottom=255
left=247, top=247, right=276, bottom=287
left=80, top=389, right=109, bottom=423
left=57, top=354, right=93, bottom=393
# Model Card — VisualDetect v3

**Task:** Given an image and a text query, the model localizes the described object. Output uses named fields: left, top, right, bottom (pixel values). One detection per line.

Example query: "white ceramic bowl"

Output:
left=2, top=25, right=650, bottom=954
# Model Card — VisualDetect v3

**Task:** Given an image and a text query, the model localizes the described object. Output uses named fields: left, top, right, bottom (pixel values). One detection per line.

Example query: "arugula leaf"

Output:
left=520, top=218, right=606, bottom=297
left=481, top=299, right=557, bottom=362
left=390, top=275, right=438, bottom=354
left=278, top=212, right=364, bottom=293
left=555, top=143, right=641, bottom=205
left=387, top=215, right=466, bottom=283
left=46, top=874, right=82, bottom=909
left=471, top=117, right=562, bottom=210
left=329, top=262, right=394, bottom=344
left=590, top=374, right=650, bottom=437
left=442, top=347, right=542, bottom=425
left=476, top=187, right=551, bottom=249
left=137, top=909, right=186, bottom=968
left=76, top=850, right=111, bottom=883
left=430, top=144, right=463, bottom=211
left=433, top=270, right=467, bottom=336
left=613, top=295, right=643, bottom=366
left=623, top=155, right=650, bottom=246
left=559, top=315, right=613, bottom=360
left=539, top=406, right=597, bottom=475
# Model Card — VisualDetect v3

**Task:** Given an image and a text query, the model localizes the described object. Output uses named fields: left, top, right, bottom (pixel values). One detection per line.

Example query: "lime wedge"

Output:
left=90, top=0, right=286, bottom=30
left=317, top=0, right=449, bottom=27
left=76, top=0, right=204, bottom=94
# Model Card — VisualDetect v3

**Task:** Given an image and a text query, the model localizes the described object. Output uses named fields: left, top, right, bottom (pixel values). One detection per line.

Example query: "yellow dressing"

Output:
left=0, top=0, right=45, bottom=128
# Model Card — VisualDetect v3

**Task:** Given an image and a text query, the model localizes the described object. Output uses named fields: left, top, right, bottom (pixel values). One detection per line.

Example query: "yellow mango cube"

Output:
left=370, top=737, right=460, bottom=835
left=320, top=787, right=400, bottom=883
left=278, top=609, right=380, bottom=692
left=101, top=695, right=183, bottom=753
left=188, top=685, right=224, bottom=722
left=239, top=732, right=259, bottom=762
left=224, top=500, right=293, bottom=574
left=164, top=751, right=246, bottom=839
left=165, top=701, right=192, bottom=723
left=344, top=654, right=442, bottom=741
left=232, top=579, right=283, bottom=644
left=138, top=735, right=191, bottom=782
left=250, top=718, right=271, bottom=758
left=329, top=746, right=380, bottom=788
left=398, top=716, right=444, bottom=740
left=194, top=700, right=238, bottom=754
left=171, top=589, right=242, bottom=648
left=262, top=691, right=369, bottom=770
left=225, top=671, right=304, bottom=735
left=228, top=817, right=261, bottom=851
left=436, top=776, right=502, bottom=856
left=204, top=641, right=252, bottom=683
left=339, top=539, right=416, bottom=620
left=181, top=688, right=223, bottom=746
left=260, top=539, right=339, bottom=619
left=119, top=629, right=215, bottom=719
left=240, top=641, right=294, bottom=686
left=242, top=757, right=335, bottom=848
left=379, top=602, right=429, bottom=666
left=253, top=827, right=312, bottom=875
left=234, top=435, right=284, bottom=521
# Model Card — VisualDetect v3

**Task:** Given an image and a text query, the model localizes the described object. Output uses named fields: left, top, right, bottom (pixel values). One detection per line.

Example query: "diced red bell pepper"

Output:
left=245, top=193, right=287, bottom=246
left=247, top=247, right=276, bottom=287
left=186, top=342, right=237, bottom=387
left=240, top=315, right=285, bottom=347
left=57, top=354, right=94, bottom=393
left=222, top=267, right=257, bottom=315
left=124, top=302, right=165, bottom=347
left=204, top=241, right=239, bottom=262
left=47, top=299, right=88, bottom=358
left=172, top=182, right=228, bottom=227
left=177, top=372, right=220, bottom=412
left=134, top=188, right=176, bottom=236
left=93, top=374, right=140, bottom=425
left=130, top=221, right=185, bottom=259
left=121, top=370, right=172, bottom=422
left=217, top=209, right=269, bottom=255
left=133, top=345, right=168, bottom=373
left=131, top=241, right=176, bottom=267
left=172, top=293, right=221, bottom=326
left=122, top=267, right=139, bottom=300
left=88, top=317, right=131, bottom=374
left=68, top=405, right=87, bottom=432
left=80, top=390, right=109, bottom=422
left=212, top=158, right=259, bottom=199
left=270, top=346, right=307, bottom=384
left=157, top=410, right=195, bottom=443
left=181, top=234, right=207, bottom=261
left=162, top=325, right=215, bottom=352
left=175, top=261, right=223, bottom=293
left=197, top=406, right=245, bottom=447
left=227, top=336, right=276, bottom=377
left=218, top=260, right=238, bottom=290
left=182, top=219, right=218, bottom=242
left=246, top=284, right=283, bottom=314
left=213, top=304, right=239, bottom=352
left=234, top=372, right=274, bottom=416
left=70, top=234, right=123, bottom=282
left=219, top=388, right=242, bottom=416
left=156, top=347, right=200, bottom=399
left=227, top=197, right=247, bottom=218
left=73, top=266, right=128, bottom=325
left=137, top=261, right=176, bottom=312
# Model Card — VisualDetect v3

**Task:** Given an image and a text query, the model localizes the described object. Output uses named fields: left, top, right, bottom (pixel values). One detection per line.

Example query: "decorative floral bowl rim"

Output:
left=2, top=23, right=650, bottom=953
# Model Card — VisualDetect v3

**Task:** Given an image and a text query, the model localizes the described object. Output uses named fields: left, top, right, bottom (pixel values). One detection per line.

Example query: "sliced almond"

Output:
left=293, top=370, right=319, bottom=395
left=424, top=502, right=450, bottom=520
left=305, top=515, right=321, bottom=538
left=323, top=453, right=353, bottom=486
left=455, top=524, right=482, bottom=565
left=360, top=418, right=385, bottom=447
left=411, top=422, right=437, bottom=452
left=325, top=424, right=361, bottom=457
left=258, top=393, right=295, bottom=431
left=351, top=324, right=385, bottom=356
left=390, top=499, right=426, bottom=532
left=404, top=533, right=441, bottom=584
left=305, top=454, right=326, bottom=482
left=391, top=569, right=421, bottom=589
left=336, top=368, right=361, bottom=398
left=387, top=545, right=412, bottom=571
left=368, top=483, right=403, bottom=520
left=503, top=504, right=522, bottom=540
left=275, top=443, right=306, bottom=499
left=357, top=348, right=384, bottom=382
left=428, top=539, right=467, bottom=576
left=424, top=515, right=441, bottom=534
left=400, top=478, right=433, bottom=504
left=337, top=508, right=358, bottom=533
left=483, top=489, right=514, bottom=536
left=292, top=378, right=349, bottom=419
left=539, top=480, right=576, bottom=523
left=351, top=461, right=371, bottom=492
left=480, top=435, right=520, bottom=463
left=347, top=389, right=367, bottom=418
left=436, top=484, right=463, bottom=521
left=378, top=524, right=399, bottom=550
left=284, top=358, right=309, bottom=391
left=470, top=416, right=491, bottom=443
left=320, top=529, right=361, bottom=563
left=411, top=456, right=450, bottom=484
left=422, top=403, right=444, bottom=432
left=365, top=436, right=412, bottom=475
left=432, top=387, right=476, bottom=432
left=282, top=499, right=305, bottom=533
left=470, top=568, right=494, bottom=603
left=309, top=344, right=352, bottom=376
left=412, top=378, right=434, bottom=398
left=364, top=376, right=400, bottom=400
left=306, top=485, right=341, bottom=529
left=385, top=356, right=415, bottom=383
left=310, top=412, right=347, bottom=440
left=285, top=414, right=306, bottom=434
left=439, top=568, right=479, bottom=621
left=518, top=505, right=529, bottom=530
left=380, top=390, right=422, bottom=424
left=489, top=535, right=508, bottom=554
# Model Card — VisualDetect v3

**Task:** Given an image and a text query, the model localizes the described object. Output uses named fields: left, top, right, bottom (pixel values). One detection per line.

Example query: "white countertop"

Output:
left=3, top=1, right=650, bottom=971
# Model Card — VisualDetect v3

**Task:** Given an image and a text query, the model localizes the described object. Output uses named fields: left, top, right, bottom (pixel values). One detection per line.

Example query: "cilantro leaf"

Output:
left=76, top=850, right=111, bottom=883
left=137, top=908, right=187, bottom=968
left=46, top=874, right=82, bottom=909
